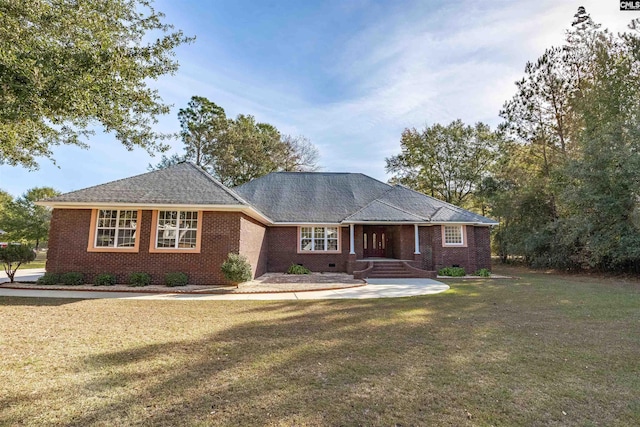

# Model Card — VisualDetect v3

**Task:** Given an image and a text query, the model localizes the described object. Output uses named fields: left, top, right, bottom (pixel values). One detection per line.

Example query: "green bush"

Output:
left=438, top=266, right=466, bottom=277
left=286, top=263, right=311, bottom=274
left=220, top=253, right=252, bottom=285
left=0, top=245, right=36, bottom=283
left=165, top=272, right=188, bottom=287
left=61, top=272, right=84, bottom=286
left=94, top=273, right=116, bottom=286
left=37, top=272, right=60, bottom=286
left=475, top=268, right=491, bottom=277
left=128, top=272, right=151, bottom=287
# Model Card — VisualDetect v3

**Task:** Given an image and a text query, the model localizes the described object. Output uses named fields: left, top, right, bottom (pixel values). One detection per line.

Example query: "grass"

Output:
left=21, top=251, right=47, bottom=270
left=1, top=265, right=639, bottom=426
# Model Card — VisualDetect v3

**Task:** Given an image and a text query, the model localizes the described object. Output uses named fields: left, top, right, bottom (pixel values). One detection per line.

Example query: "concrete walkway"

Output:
left=0, top=269, right=449, bottom=300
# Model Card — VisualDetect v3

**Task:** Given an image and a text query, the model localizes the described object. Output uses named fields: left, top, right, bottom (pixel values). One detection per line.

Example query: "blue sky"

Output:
left=0, top=0, right=635, bottom=197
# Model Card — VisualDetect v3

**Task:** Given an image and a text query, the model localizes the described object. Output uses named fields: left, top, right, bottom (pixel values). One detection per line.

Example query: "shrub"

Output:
left=286, top=263, right=311, bottom=275
left=0, top=245, right=36, bottom=283
left=220, top=253, right=252, bottom=285
left=95, top=273, right=116, bottom=286
left=60, top=272, right=84, bottom=286
left=37, top=272, right=60, bottom=286
left=475, top=268, right=491, bottom=277
left=438, top=266, right=466, bottom=277
left=128, top=272, right=151, bottom=287
left=165, top=272, right=188, bottom=287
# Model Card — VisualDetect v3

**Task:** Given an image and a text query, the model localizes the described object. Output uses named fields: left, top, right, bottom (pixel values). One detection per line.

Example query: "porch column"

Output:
left=414, top=224, right=421, bottom=254
left=349, top=224, right=355, bottom=254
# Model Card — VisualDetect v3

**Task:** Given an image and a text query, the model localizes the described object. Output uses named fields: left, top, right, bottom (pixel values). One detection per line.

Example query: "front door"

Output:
left=363, top=227, right=388, bottom=258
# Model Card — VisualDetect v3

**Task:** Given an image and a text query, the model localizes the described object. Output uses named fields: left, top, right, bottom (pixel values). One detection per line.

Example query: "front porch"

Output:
left=344, top=224, right=435, bottom=279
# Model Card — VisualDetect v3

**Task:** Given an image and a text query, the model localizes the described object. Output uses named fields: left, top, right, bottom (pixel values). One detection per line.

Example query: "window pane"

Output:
left=314, top=227, right=325, bottom=239
left=157, top=228, right=177, bottom=248
left=117, top=229, right=136, bottom=247
left=363, top=233, right=367, bottom=249
left=444, top=226, right=463, bottom=244
left=96, top=229, right=115, bottom=247
left=327, top=240, right=338, bottom=251
left=178, top=230, right=197, bottom=248
left=314, top=239, right=325, bottom=251
left=301, top=238, right=312, bottom=251
left=301, top=227, right=312, bottom=239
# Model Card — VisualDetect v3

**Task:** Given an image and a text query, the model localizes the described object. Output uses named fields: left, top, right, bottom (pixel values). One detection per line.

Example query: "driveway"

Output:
left=0, top=269, right=449, bottom=300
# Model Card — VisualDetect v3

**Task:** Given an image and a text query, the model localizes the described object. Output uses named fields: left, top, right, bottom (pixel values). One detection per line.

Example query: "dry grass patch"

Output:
left=1, top=266, right=639, bottom=426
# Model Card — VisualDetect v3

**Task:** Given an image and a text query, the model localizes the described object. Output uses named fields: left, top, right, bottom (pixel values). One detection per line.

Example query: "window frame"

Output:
left=87, top=209, right=142, bottom=253
left=442, top=224, right=467, bottom=247
left=298, top=226, right=341, bottom=253
left=150, top=210, right=202, bottom=253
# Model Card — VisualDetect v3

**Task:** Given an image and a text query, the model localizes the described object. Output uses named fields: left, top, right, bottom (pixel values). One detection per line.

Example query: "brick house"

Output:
left=40, top=162, right=497, bottom=284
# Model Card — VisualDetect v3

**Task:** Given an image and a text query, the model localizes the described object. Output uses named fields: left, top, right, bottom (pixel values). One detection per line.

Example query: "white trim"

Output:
left=349, top=224, right=355, bottom=255
left=38, top=202, right=272, bottom=225
left=443, top=224, right=466, bottom=247
left=298, top=225, right=341, bottom=253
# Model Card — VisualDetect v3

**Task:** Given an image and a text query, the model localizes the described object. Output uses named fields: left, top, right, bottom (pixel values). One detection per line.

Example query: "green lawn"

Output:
left=22, top=250, right=47, bottom=269
left=1, top=266, right=639, bottom=426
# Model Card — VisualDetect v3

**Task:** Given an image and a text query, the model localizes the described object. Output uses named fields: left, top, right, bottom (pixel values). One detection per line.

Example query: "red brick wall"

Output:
left=429, top=225, right=492, bottom=273
left=266, top=226, right=350, bottom=272
left=47, top=209, right=493, bottom=281
left=239, top=215, right=267, bottom=278
left=47, top=209, right=257, bottom=285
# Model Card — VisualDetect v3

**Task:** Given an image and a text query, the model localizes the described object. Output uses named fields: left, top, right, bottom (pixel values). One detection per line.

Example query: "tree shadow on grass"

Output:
left=0, top=296, right=83, bottom=306
left=4, top=279, right=639, bottom=426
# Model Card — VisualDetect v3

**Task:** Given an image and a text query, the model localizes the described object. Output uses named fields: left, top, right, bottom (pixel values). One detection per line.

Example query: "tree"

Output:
left=0, top=0, right=193, bottom=169
left=147, top=153, right=186, bottom=171
left=385, top=120, right=501, bottom=208
left=280, top=135, right=321, bottom=172
left=213, top=115, right=285, bottom=186
left=178, top=96, right=227, bottom=168
left=0, top=245, right=36, bottom=283
left=493, top=7, right=640, bottom=272
left=0, top=187, right=59, bottom=250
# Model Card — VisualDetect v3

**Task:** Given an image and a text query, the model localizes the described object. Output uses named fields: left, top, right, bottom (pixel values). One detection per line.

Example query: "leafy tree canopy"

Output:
left=0, top=0, right=193, bottom=169
left=0, top=187, right=59, bottom=250
left=149, top=96, right=320, bottom=186
left=385, top=120, right=501, bottom=208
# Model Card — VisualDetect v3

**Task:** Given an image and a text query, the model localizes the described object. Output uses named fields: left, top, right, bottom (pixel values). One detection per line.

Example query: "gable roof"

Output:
left=375, top=185, right=496, bottom=224
left=235, top=172, right=497, bottom=225
left=343, top=199, right=426, bottom=222
left=44, top=162, right=248, bottom=206
left=233, top=172, right=392, bottom=223
left=41, top=163, right=497, bottom=226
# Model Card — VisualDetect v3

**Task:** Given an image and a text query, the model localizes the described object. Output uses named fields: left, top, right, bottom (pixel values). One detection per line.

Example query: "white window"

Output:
left=95, top=209, right=138, bottom=248
left=156, top=211, right=199, bottom=249
left=300, top=226, right=339, bottom=252
left=443, top=225, right=464, bottom=246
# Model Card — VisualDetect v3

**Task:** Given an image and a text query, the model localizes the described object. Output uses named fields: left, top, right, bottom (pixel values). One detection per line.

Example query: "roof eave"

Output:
left=37, top=201, right=273, bottom=225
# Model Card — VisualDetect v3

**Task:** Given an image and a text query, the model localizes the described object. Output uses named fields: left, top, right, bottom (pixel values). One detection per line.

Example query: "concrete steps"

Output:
left=366, top=262, right=425, bottom=278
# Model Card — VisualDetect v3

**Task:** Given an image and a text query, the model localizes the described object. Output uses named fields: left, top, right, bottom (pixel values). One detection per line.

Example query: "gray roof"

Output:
left=235, top=172, right=498, bottom=225
left=344, top=199, right=426, bottom=222
left=45, top=164, right=497, bottom=225
left=234, top=172, right=392, bottom=223
left=379, top=186, right=498, bottom=224
left=45, top=162, right=247, bottom=206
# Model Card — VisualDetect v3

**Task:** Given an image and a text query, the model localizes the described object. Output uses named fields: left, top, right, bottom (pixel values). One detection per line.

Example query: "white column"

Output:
left=414, top=224, right=421, bottom=254
left=349, top=224, right=355, bottom=254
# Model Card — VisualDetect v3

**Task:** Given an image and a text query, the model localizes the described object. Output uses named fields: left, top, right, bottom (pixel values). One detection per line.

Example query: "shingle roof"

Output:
left=234, top=172, right=498, bottom=225
left=233, top=172, right=392, bottom=223
left=377, top=185, right=497, bottom=224
left=45, top=162, right=247, bottom=205
left=344, top=199, right=426, bottom=222
left=44, top=165, right=497, bottom=225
